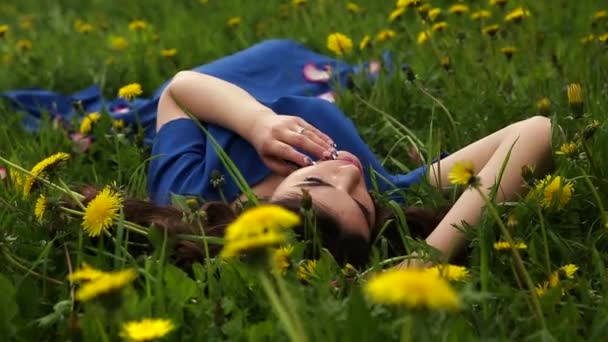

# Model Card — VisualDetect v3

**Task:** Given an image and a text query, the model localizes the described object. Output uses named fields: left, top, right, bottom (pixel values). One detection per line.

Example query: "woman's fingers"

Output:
left=270, top=142, right=314, bottom=168
left=295, top=118, right=335, bottom=147
left=264, top=158, right=299, bottom=176
left=280, top=130, right=332, bottom=161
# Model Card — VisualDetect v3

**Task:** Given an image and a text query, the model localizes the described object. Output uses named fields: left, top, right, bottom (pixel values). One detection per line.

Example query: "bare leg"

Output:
left=424, top=116, right=553, bottom=259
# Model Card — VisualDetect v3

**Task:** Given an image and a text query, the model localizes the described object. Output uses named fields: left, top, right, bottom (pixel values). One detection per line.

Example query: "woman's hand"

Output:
left=249, top=114, right=336, bottom=176
left=393, top=252, right=434, bottom=270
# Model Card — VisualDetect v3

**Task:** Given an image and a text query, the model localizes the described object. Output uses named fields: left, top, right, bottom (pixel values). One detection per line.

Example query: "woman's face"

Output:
left=271, top=151, right=375, bottom=240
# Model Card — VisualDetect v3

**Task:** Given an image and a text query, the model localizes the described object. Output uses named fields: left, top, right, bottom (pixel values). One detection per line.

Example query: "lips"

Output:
left=338, top=156, right=363, bottom=174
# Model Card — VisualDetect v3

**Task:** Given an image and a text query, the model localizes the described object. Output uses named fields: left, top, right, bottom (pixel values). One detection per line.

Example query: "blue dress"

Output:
left=1, top=39, right=427, bottom=205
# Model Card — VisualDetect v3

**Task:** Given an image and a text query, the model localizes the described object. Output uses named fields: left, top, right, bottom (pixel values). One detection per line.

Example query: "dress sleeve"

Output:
left=147, top=118, right=208, bottom=204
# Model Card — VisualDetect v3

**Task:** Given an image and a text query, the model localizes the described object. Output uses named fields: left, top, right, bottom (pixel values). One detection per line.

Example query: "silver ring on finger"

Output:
left=296, top=126, right=306, bottom=134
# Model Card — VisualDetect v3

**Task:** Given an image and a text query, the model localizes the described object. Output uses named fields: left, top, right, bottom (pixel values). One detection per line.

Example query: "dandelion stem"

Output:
left=257, top=271, right=308, bottom=342
left=58, top=178, right=86, bottom=210
left=536, top=206, right=552, bottom=272
left=474, top=187, right=545, bottom=325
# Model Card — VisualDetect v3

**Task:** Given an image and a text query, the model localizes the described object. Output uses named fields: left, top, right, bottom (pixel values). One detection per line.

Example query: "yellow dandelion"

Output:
left=220, top=205, right=300, bottom=259
left=227, top=17, right=242, bottom=28
left=9, top=168, right=24, bottom=190
left=416, top=4, right=431, bottom=17
left=23, top=152, right=71, bottom=196
left=535, top=175, right=574, bottom=210
left=67, top=263, right=106, bottom=282
left=79, top=112, right=102, bottom=135
left=426, top=264, right=469, bottom=282
left=548, top=270, right=560, bottom=288
left=82, top=186, right=123, bottom=237
left=359, top=35, right=371, bottom=50
left=500, top=46, right=517, bottom=60
left=389, top=7, right=406, bottom=22
left=581, top=119, right=601, bottom=140
left=505, top=7, right=530, bottom=23
left=16, top=39, right=32, bottom=51
left=128, top=20, right=148, bottom=31
left=160, top=48, right=177, bottom=58
left=34, top=194, right=47, bottom=223
left=440, top=56, right=450, bottom=70
left=74, top=20, right=94, bottom=34
left=432, top=22, right=448, bottom=32
left=397, top=0, right=421, bottom=9
left=297, top=259, right=318, bottom=282
left=417, top=30, right=431, bottom=44
left=471, top=10, right=492, bottom=20
left=566, top=83, right=583, bottom=116
left=599, top=33, right=608, bottom=43
left=273, top=245, right=294, bottom=274
left=110, top=36, right=128, bottom=50
left=536, top=97, right=551, bottom=116
left=448, top=161, right=477, bottom=186
left=560, top=264, right=578, bottom=279
left=346, top=2, right=362, bottom=13
left=493, top=241, right=527, bottom=251
left=481, top=24, right=500, bottom=37
left=365, top=268, right=461, bottom=310
left=428, top=8, right=442, bottom=21
left=555, top=141, right=579, bottom=159
left=0, top=24, right=9, bottom=38
left=506, top=213, right=518, bottom=227
left=535, top=282, right=548, bottom=296
left=113, top=119, right=125, bottom=131
left=448, top=4, right=469, bottom=15
left=490, top=0, right=508, bottom=7
left=593, top=10, right=607, bottom=21
left=292, top=0, right=306, bottom=6
left=376, top=29, right=396, bottom=42
left=120, top=318, right=175, bottom=342
left=326, top=32, right=353, bottom=56
left=118, top=83, right=143, bottom=101
left=580, top=34, right=595, bottom=45
left=75, top=269, right=137, bottom=302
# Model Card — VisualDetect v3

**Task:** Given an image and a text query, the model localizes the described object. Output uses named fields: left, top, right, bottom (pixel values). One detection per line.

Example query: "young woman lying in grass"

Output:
left=140, top=69, right=553, bottom=268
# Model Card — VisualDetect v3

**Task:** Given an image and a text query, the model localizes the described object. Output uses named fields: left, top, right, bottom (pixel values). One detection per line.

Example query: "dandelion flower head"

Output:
left=274, top=245, right=294, bottom=274
left=79, top=112, right=102, bottom=135
left=426, top=264, right=469, bottom=282
left=34, top=194, right=47, bottom=223
left=67, top=263, right=107, bottom=282
left=297, top=259, right=318, bottom=281
left=23, top=152, right=71, bottom=196
left=75, top=269, right=137, bottom=302
left=365, top=268, right=461, bottom=310
left=220, top=205, right=300, bottom=259
left=120, top=318, right=175, bottom=342
left=82, top=186, right=123, bottom=237
left=448, top=161, right=476, bottom=186
left=493, top=241, right=528, bottom=251
left=535, top=175, right=574, bottom=210
left=326, top=32, right=353, bottom=56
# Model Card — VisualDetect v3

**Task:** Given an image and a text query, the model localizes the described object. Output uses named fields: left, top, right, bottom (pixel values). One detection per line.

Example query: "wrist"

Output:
left=242, top=108, right=275, bottom=144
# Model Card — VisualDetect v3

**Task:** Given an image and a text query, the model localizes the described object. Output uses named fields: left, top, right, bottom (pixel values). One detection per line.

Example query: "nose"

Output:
left=330, top=162, right=362, bottom=193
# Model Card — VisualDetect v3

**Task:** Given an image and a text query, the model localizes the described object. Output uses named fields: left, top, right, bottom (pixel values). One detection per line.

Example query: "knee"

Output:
left=522, top=116, right=553, bottom=143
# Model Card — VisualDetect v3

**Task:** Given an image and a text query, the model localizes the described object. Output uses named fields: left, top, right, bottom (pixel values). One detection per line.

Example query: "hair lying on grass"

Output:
left=78, top=186, right=454, bottom=269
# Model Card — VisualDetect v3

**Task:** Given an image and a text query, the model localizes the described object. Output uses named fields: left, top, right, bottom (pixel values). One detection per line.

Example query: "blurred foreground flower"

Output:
left=79, top=112, right=101, bottom=134
left=23, top=152, right=71, bottom=196
left=389, top=7, right=405, bottom=22
left=365, top=268, right=461, bottom=310
left=471, top=10, right=491, bottom=20
left=120, top=318, right=175, bottom=342
left=359, top=35, right=371, bottom=50
left=397, top=0, right=421, bottom=9
left=67, top=263, right=106, bottom=282
left=82, top=186, right=124, bottom=237
left=417, top=30, right=431, bottom=44
left=448, top=161, right=478, bottom=186
left=535, top=175, right=574, bottom=210
left=220, top=205, right=300, bottom=259
left=118, top=83, right=143, bottom=101
left=493, top=241, right=527, bottom=251
left=428, top=8, right=442, bottom=21
left=74, top=268, right=137, bottom=302
left=432, top=22, right=448, bottom=32
left=426, top=264, right=469, bottom=282
left=490, top=0, right=508, bottom=8
left=326, top=32, right=353, bottom=56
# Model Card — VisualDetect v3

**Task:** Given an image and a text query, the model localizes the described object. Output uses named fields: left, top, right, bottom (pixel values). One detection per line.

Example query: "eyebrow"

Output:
left=295, top=179, right=373, bottom=227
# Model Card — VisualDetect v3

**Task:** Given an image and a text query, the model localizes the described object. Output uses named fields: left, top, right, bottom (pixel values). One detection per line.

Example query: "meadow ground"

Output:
left=1, top=0, right=608, bottom=340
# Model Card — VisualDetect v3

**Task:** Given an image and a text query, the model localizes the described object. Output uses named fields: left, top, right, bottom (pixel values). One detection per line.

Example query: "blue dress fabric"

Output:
left=1, top=39, right=427, bottom=205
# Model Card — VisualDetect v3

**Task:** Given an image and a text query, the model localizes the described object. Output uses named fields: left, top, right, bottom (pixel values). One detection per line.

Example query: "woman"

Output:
left=147, top=40, right=554, bottom=268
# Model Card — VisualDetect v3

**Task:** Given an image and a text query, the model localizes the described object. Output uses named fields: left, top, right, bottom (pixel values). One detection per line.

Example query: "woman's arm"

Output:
left=157, top=71, right=336, bottom=175
left=399, top=116, right=553, bottom=267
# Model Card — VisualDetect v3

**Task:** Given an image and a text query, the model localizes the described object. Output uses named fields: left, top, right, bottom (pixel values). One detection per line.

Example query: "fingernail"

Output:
left=311, top=160, right=317, bottom=165
left=322, top=151, right=332, bottom=160
left=304, top=157, right=314, bottom=165
left=331, top=142, right=337, bottom=148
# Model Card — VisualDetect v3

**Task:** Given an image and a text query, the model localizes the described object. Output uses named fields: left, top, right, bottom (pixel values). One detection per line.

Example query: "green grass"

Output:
left=1, top=0, right=608, bottom=340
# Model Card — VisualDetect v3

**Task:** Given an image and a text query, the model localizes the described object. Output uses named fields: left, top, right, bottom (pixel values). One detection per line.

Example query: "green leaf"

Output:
left=163, top=264, right=197, bottom=305
left=0, top=274, right=18, bottom=336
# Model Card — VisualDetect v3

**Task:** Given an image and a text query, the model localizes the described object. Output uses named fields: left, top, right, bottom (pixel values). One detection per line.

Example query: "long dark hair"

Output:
left=79, top=187, right=450, bottom=268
